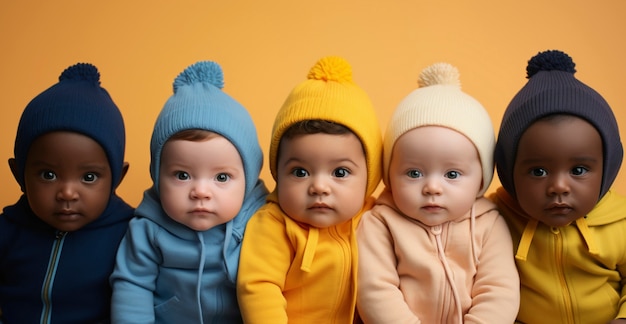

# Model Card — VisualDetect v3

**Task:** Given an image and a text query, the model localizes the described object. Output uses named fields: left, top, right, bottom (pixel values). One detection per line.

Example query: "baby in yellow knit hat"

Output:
left=237, top=56, right=382, bottom=323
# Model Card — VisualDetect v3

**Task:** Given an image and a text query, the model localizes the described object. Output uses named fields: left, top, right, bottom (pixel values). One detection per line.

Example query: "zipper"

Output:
left=40, top=231, right=67, bottom=324
left=329, top=225, right=352, bottom=323
left=553, top=227, right=574, bottom=323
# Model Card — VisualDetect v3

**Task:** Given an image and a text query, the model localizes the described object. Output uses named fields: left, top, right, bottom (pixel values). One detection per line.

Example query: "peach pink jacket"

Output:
left=357, top=190, right=520, bottom=324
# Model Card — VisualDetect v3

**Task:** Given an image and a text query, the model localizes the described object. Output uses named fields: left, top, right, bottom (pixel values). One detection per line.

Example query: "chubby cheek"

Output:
left=222, top=196, right=245, bottom=220
left=27, top=194, right=52, bottom=218
left=24, top=184, right=56, bottom=216
left=513, top=190, right=543, bottom=219
left=276, top=186, right=300, bottom=216
left=159, top=186, right=186, bottom=218
left=85, top=197, right=109, bottom=218
left=343, top=196, right=366, bottom=218
left=390, top=186, right=417, bottom=218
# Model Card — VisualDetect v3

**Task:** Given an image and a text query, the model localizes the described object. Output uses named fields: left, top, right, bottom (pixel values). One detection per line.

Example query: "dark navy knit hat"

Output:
left=150, top=61, right=263, bottom=196
left=495, top=50, right=623, bottom=199
left=13, top=63, right=126, bottom=192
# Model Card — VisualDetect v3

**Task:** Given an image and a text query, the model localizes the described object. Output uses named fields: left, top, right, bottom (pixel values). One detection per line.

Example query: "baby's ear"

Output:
left=477, top=179, right=485, bottom=198
left=8, top=158, right=24, bottom=192
left=119, top=162, right=130, bottom=184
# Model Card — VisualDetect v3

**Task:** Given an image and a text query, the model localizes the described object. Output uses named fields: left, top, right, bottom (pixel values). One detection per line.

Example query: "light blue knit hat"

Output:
left=150, top=61, right=263, bottom=196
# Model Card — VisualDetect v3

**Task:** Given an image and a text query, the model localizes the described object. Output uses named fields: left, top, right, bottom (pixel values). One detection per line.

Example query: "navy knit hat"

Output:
left=150, top=61, right=263, bottom=196
left=495, top=50, right=623, bottom=199
left=13, top=63, right=126, bottom=192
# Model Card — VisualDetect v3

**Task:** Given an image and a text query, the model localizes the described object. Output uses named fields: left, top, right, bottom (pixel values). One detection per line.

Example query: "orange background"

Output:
left=1, top=1, right=625, bottom=208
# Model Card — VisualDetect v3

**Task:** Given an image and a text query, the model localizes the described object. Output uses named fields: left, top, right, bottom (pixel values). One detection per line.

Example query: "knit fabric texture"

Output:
left=269, top=56, right=383, bottom=197
left=384, top=62, right=495, bottom=196
left=495, top=50, right=623, bottom=198
left=13, top=62, right=126, bottom=192
left=150, top=61, right=263, bottom=196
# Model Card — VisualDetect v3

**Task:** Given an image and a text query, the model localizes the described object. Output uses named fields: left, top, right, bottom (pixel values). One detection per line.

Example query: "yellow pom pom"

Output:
left=307, top=56, right=353, bottom=83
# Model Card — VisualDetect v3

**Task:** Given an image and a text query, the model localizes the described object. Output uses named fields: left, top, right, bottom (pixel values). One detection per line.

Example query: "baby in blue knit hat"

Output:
left=0, top=63, right=134, bottom=323
left=110, top=61, right=269, bottom=323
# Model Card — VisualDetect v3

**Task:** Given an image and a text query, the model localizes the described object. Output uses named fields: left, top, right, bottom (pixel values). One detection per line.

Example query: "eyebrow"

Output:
left=30, top=159, right=109, bottom=170
left=518, top=156, right=600, bottom=165
left=281, top=156, right=361, bottom=168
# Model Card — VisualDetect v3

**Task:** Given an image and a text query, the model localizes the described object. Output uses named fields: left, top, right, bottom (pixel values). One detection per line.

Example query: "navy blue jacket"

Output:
left=0, top=195, right=133, bottom=324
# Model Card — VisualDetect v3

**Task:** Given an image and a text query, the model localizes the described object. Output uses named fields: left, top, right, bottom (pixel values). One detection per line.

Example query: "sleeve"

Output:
left=464, top=212, right=520, bottom=323
left=109, top=217, right=161, bottom=323
left=236, top=205, right=292, bottom=324
left=0, top=214, right=12, bottom=324
left=616, top=220, right=626, bottom=319
left=356, top=209, right=421, bottom=324
left=0, top=214, right=13, bottom=268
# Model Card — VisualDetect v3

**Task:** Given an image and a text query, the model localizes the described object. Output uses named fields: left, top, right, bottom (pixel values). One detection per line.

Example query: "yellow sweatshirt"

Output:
left=491, top=188, right=626, bottom=323
left=237, top=191, right=373, bottom=324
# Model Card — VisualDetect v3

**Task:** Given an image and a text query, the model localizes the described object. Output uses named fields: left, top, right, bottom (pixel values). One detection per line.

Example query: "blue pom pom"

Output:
left=526, top=50, right=576, bottom=78
left=59, top=63, right=101, bottom=85
left=173, top=61, right=224, bottom=93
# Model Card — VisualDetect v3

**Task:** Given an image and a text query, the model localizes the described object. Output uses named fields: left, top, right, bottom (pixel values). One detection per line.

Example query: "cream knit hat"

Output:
left=384, top=62, right=495, bottom=196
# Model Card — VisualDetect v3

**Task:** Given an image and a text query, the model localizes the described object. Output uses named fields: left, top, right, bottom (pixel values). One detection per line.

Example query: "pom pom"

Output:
left=418, top=63, right=460, bottom=88
left=526, top=50, right=576, bottom=78
left=173, top=61, right=224, bottom=93
left=307, top=56, right=353, bottom=83
left=59, top=63, right=101, bottom=86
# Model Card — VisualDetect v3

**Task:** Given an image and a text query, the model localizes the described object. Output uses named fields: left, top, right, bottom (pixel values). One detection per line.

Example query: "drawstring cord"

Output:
left=432, top=225, right=463, bottom=323
left=431, top=204, right=478, bottom=323
left=301, top=227, right=319, bottom=272
left=469, top=204, right=479, bottom=265
left=196, top=232, right=206, bottom=324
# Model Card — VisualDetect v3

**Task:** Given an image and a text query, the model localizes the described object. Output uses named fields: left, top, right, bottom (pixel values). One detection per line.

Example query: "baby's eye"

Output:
left=40, top=170, right=56, bottom=181
left=445, top=171, right=460, bottom=179
left=571, top=166, right=588, bottom=176
left=333, top=168, right=350, bottom=178
left=176, top=171, right=190, bottom=180
left=82, top=172, right=99, bottom=183
left=530, top=168, right=547, bottom=177
left=215, top=173, right=230, bottom=182
left=407, top=170, right=422, bottom=178
left=291, top=168, right=309, bottom=178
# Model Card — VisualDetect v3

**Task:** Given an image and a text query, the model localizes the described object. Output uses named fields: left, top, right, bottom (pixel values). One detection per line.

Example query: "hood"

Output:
left=135, top=180, right=268, bottom=281
left=494, top=188, right=626, bottom=262
left=266, top=189, right=373, bottom=273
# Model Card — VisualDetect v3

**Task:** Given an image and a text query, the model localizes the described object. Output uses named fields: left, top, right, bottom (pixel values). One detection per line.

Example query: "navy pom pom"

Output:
left=526, top=50, right=576, bottom=79
left=173, top=61, right=224, bottom=93
left=59, top=63, right=101, bottom=85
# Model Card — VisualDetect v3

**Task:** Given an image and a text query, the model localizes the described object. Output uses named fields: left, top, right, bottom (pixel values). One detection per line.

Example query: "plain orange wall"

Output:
left=1, top=1, right=625, bottom=208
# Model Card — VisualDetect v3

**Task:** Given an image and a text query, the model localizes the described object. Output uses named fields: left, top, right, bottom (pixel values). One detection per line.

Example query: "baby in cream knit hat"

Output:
left=357, top=62, right=519, bottom=324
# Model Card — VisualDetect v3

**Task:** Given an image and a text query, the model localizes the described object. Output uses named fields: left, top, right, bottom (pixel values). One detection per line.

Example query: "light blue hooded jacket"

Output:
left=110, top=181, right=267, bottom=323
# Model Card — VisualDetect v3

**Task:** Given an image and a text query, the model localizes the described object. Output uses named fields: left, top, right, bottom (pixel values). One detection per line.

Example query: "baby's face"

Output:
left=276, top=132, right=367, bottom=228
left=513, top=116, right=603, bottom=227
left=22, top=131, right=112, bottom=232
left=159, top=136, right=246, bottom=231
left=388, top=126, right=483, bottom=226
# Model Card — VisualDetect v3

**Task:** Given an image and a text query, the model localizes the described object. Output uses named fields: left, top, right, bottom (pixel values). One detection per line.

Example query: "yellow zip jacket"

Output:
left=237, top=191, right=373, bottom=324
left=491, top=188, right=626, bottom=323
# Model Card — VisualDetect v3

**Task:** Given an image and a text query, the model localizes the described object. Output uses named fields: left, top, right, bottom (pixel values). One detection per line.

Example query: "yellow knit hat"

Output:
left=270, top=56, right=382, bottom=197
